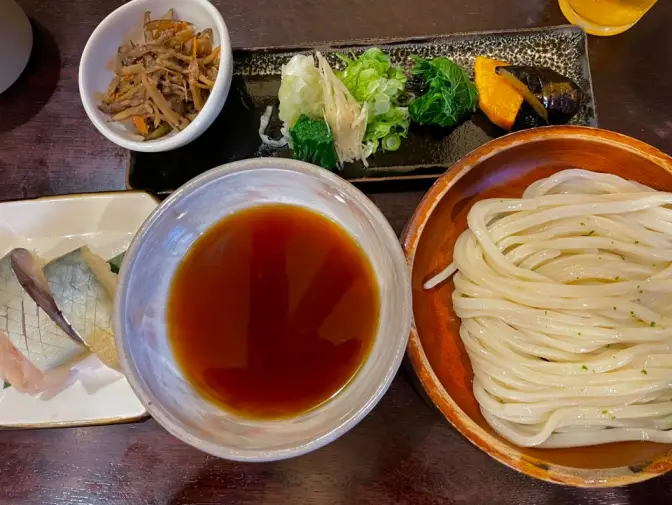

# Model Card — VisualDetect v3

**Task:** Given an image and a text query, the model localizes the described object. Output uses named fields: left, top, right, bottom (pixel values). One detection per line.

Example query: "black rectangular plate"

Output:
left=127, top=25, right=597, bottom=195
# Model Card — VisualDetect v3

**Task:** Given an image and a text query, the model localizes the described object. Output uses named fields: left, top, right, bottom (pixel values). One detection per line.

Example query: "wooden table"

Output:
left=1, top=1, right=672, bottom=503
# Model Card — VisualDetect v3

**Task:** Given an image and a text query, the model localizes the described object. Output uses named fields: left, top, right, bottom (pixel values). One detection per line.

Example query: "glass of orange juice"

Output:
left=558, top=0, right=658, bottom=36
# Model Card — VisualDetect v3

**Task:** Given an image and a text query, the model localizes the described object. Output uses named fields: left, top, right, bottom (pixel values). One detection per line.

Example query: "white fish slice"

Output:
left=0, top=329, right=71, bottom=395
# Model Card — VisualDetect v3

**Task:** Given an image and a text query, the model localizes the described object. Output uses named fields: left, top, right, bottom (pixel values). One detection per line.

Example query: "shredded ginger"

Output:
left=315, top=52, right=368, bottom=167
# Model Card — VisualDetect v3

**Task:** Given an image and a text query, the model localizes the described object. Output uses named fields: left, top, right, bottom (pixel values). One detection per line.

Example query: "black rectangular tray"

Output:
left=127, top=25, right=597, bottom=195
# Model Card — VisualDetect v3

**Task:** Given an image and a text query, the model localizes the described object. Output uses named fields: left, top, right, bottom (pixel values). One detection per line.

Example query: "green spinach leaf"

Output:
left=289, top=115, right=339, bottom=171
left=409, top=56, right=478, bottom=128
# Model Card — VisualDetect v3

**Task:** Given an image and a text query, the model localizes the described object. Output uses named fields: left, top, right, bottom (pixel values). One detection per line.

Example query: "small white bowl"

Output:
left=0, top=0, right=33, bottom=94
left=115, top=158, right=412, bottom=461
left=78, top=0, right=233, bottom=152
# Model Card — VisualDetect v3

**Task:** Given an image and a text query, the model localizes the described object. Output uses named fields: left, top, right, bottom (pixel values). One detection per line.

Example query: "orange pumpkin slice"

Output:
left=474, top=56, right=524, bottom=131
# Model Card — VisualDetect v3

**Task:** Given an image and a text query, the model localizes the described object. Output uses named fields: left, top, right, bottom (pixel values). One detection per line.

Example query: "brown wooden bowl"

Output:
left=402, top=126, right=672, bottom=487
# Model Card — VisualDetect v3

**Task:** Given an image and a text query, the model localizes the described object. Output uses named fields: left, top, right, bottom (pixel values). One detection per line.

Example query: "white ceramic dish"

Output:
left=0, top=0, right=32, bottom=94
left=0, top=192, right=157, bottom=428
left=78, top=0, right=233, bottom=152
left=116, top=158, right=413, bottom=461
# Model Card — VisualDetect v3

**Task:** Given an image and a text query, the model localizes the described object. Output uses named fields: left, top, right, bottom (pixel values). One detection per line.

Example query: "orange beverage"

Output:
left=559, top=0, right=658, bottom=36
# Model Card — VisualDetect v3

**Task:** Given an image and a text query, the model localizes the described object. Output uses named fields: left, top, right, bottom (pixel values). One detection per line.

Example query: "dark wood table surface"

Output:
left=2, top=0, right=672, bottom=504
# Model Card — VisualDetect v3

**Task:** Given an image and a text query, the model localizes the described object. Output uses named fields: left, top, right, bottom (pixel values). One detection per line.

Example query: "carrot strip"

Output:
left=133, top=116, right=149, bottom=136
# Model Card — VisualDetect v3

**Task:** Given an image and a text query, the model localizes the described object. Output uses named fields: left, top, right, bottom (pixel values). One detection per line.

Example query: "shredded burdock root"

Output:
left=98, top=9, right=220, bottom=140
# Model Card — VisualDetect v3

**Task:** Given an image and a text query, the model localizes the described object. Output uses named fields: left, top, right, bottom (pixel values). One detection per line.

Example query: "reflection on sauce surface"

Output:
left=168, top=204, right=379, bottom=419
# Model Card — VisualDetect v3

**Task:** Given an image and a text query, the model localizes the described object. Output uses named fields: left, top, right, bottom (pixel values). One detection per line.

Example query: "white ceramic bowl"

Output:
left=0, top=0, right=33, bottom=94
left=78, top=0, right=233, bottom=152
left=115, top=158, right=412, bottom=461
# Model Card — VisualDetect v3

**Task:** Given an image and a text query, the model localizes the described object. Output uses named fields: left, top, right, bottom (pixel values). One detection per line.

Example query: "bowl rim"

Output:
left=114, top=157, right=412, bottom=461
left=401, top=125, right=672, bottom=488
left=78, top=0, right=233, bottom=153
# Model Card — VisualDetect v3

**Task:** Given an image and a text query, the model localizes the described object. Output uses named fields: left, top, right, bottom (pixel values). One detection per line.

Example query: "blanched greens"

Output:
left=289, top=115, right=338, bottom=171
left=409, top=56, right=478, bottom=128
left=278, top=53, right=366, bottom=166
left=338, top=48, right=410, bottom=155
left=275, top=49, right=483, bottom=168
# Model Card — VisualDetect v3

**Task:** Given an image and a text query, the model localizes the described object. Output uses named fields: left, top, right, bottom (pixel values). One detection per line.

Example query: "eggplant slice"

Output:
left=495, top=66, right=582, bottom=124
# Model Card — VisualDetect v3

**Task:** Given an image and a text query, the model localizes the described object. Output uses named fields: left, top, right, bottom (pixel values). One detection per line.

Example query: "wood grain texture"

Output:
left=1, top=0, right=672, bottom=503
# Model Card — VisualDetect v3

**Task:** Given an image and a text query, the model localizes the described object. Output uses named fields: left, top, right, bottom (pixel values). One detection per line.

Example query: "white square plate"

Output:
left=0, top=192, right=157, bottom=428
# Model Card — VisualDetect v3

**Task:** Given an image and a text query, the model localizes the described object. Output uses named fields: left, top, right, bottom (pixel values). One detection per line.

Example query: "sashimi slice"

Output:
left=0, top=329, right=70, bottom=395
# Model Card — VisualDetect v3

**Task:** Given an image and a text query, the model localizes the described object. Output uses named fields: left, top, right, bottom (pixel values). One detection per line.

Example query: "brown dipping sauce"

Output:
left=168, top=204, right=379, bottom=419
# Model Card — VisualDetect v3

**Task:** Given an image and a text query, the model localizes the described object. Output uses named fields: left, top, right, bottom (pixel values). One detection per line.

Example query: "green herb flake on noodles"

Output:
left=408, top=56, right=478, bottom=128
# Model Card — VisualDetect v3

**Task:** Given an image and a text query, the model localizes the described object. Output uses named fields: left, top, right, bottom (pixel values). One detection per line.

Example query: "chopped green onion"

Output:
left=382, top=134, right=402, bottom=152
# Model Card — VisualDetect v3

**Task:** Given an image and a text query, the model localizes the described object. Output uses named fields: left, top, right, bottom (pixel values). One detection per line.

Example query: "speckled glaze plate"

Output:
left=127, top=25, right=596, bottom=195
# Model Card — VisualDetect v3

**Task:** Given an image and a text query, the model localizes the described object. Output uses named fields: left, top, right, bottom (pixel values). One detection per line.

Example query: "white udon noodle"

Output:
left=424, top=169, right=672, bottom=448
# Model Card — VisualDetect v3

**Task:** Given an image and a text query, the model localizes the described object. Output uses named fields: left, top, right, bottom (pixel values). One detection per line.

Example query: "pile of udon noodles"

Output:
left=425, top=169, right=672, bottom=448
